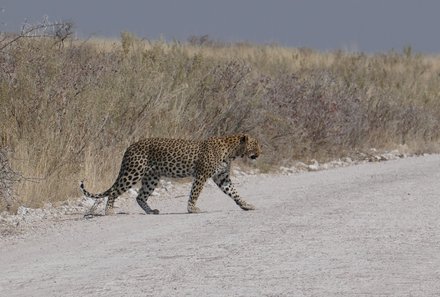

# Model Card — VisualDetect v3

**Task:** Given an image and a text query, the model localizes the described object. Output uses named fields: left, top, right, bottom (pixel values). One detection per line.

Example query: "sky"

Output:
left=1, top=0, right=440, bottom=53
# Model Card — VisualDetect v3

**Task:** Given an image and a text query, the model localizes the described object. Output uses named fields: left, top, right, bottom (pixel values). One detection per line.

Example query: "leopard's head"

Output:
left=238, top=134, right=261, bottom=160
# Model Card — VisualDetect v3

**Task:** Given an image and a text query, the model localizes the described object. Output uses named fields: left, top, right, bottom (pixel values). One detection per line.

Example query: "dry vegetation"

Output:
left=1, top=33, right=440, bottom=211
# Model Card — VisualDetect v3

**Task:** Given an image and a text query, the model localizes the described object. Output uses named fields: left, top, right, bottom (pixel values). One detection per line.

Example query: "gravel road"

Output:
left=1, top=155, right=439, bottom=296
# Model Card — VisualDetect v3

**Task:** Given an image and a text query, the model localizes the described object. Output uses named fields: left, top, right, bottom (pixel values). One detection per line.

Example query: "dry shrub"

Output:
left=1, top=36, right=440, bottom=211
left=260, top=71, right=365, bottom=159
left=0, top=149, right=21, bottom=211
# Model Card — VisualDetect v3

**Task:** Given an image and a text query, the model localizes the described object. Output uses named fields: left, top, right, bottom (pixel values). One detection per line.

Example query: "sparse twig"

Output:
left=0, top=149, right=21, bottom=210
left=0, top=17, right=73, bottom=52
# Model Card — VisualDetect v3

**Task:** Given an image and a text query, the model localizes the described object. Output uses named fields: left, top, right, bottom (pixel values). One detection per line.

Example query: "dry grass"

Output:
left=1, top=34, right=440, bottom=211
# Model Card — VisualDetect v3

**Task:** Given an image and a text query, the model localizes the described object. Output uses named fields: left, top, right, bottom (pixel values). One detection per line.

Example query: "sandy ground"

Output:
left=0, top=155, right=439, bottom=297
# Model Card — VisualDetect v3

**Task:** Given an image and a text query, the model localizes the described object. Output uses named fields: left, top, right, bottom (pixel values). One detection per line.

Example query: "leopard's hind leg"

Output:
left=136, top=171, right=160, bottom=214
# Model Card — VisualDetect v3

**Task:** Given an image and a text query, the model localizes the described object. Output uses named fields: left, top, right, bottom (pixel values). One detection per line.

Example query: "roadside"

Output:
left=0, top=149, right=408, bottom=239
left=0, top=154, right=439, bottom=296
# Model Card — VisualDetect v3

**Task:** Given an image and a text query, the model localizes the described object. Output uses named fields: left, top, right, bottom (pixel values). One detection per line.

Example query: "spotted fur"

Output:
left=80, top=134, right=261, bottom=215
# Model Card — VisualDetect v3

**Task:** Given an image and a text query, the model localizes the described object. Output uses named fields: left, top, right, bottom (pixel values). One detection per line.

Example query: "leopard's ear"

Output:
left=240, top=134, right=248, bottom=144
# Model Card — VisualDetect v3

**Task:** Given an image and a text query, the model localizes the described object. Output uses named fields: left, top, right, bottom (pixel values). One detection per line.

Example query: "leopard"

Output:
left=80, top=134, right=261, bottom=216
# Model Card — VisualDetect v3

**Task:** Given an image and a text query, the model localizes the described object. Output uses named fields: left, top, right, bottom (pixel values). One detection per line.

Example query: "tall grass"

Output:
left=1, top=34, right=440, bottom=211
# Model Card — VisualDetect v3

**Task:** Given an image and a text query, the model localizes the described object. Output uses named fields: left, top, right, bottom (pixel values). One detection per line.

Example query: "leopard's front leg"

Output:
left=212, top=172, right=255, bottom=211
left=187, top=175, right=208, bottom=213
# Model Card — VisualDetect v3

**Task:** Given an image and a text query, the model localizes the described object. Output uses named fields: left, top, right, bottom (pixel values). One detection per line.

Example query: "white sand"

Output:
left=1, top=155, right=439, bottom=296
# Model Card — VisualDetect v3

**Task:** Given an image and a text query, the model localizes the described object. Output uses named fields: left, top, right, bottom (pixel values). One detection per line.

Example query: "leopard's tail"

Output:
left=79, top=181, right=112, bottom=199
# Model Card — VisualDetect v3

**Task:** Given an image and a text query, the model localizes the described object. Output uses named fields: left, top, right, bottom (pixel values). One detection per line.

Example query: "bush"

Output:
left=0, top=149, right=21, bottom=211
left=1, top=36, right=440, bottom=211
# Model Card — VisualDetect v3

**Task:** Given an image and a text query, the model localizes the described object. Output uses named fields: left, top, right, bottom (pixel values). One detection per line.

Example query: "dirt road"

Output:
left=1, top=155, right=439, bottom=296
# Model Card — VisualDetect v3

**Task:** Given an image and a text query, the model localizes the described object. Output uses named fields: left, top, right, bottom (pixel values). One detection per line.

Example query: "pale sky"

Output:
left=1, top=0, right=440, bottom=53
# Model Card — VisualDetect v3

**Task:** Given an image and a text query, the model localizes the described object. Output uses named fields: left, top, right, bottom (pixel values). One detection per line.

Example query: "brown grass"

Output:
left=1, top=34, right=440, bottom=211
